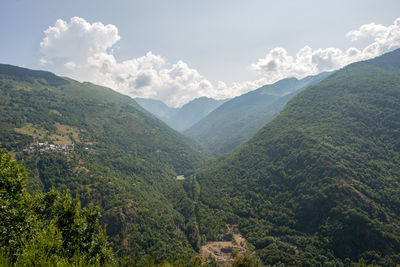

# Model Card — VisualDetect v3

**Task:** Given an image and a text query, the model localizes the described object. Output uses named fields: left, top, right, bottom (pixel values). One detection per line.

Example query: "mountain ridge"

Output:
left=196, top=48, right=400, bottom=265
left=136, top=96, right=229, bottom=132
left=0, top=63, right=205, bottom=261
left=185, top=72, right=332, bottom=156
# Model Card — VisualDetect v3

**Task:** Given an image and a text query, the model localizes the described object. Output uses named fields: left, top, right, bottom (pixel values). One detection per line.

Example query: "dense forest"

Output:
left=1, top=47, right=400, bottom=266
left=184, top=72, right=332, bottom=156
left=196, top=49, right=400, bottom=265
left=0, top=64, right=212, bottom=263
left=0, top=150, right=114, bottom=266
left=0, top=150, right=230, bottom=266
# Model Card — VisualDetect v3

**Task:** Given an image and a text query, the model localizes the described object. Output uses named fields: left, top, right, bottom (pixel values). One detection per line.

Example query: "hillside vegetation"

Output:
left=0, top=64, right=206, bottom=262
left=2, top=48, right=400, bottom=266
left=0, top=150, right=114, bottom=266
left=185, top=72, right=332, bottom=156
left=196, top=49, right=400, bottom=265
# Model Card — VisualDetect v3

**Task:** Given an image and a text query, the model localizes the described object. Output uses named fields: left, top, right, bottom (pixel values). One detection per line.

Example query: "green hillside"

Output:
left=196, top=49, right=400, bottom=265
left=0, top=64, right=205, bottom=261
left=185, top=72, right=332, bottom=156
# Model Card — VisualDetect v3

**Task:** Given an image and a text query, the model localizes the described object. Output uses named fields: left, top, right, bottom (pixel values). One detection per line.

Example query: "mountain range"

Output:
left=196, top=48, right=400, bottom=265
left=0, top=63, right=204, bottom=261
left=135, top=96, right=228, bottom=132
left=185, top=72, right=333, bottom=156
left=1, top=48, right=400, bottom=265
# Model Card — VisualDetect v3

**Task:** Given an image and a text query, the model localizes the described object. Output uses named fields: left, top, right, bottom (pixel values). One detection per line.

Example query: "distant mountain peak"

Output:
left=196, top=48, right=400, bottom=265
left=136, top=96, right=229, bottom=132
left=185, top=71, right=333, bottom=156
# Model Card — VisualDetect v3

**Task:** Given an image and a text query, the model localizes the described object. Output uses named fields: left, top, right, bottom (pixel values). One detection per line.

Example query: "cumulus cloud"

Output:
left=40, top=17, right=120, bottom=66
left=250, top=18, right=400, bottom=84
left=40, top=17, right=221, bottom=107
left=250, top=46, right=362, bottom=83
left=40, top=17, right=400, bottom=107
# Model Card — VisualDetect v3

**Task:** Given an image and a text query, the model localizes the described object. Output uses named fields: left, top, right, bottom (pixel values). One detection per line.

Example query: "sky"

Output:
left=1, top=0, right=400, bottom=107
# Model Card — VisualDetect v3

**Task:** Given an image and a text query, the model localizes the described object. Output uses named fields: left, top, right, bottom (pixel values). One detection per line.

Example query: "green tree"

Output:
left=0, top=150, right=114, bottom=265
left=0, top=150, right=30, bottom=259
left=232, top=253, right=263, bottom=267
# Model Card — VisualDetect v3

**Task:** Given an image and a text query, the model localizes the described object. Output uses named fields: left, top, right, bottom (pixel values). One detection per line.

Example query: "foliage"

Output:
left=0, top=64, right=205, bottom=262
left=232, top=253, right=263, bottom=267
left=196, top=49, right=400, bottom=265
left=3, top=47, right=400, bottom=265
left=0, top=150, right=114, bottom=265
left=185, top=72, right=332, bottom=156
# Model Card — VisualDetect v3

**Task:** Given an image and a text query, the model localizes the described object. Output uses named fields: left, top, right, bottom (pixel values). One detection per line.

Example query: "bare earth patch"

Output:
left=200, top=225, right=249, bottom=266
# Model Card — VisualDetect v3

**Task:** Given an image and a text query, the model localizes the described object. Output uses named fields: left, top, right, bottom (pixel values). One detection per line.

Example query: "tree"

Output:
left=0, top=150, right=114, bottom=265
left=0, top=150, right=30, bottom=259
left=232, top=253, right=263, bottom=267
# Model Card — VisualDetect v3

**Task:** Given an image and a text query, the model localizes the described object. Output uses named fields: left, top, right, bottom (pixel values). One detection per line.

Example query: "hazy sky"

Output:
left=1, top=0, right=400, bottom=106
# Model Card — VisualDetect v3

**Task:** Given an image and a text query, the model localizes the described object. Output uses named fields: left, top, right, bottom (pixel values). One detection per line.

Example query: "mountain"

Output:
left=185, top=72, right=332, bottom=156
left=136, top=96, right=228, bottom=132
left=171, top=97, right=230, bottom=132
left=134, top=97, right=178, bottom=123
left=195, top=49, right=400, bottom=265
left=0, top=64, right=205, bottom=261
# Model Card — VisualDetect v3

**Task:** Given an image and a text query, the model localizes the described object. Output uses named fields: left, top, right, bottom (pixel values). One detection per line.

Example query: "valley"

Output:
left=196, top=48, right=400, bottom=265
left=135, top=97, right=229, bottom=132
left=185, top=72, right=333, bottom=156
left=1, top=48, right=400, bottom=266
left=0, top=64, right=205, bottom=262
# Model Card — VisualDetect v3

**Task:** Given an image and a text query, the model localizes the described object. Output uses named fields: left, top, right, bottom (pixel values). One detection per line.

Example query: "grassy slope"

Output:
left=196, top=49, right=400, bottom=265
left=0, top=64, right=205, bottom=260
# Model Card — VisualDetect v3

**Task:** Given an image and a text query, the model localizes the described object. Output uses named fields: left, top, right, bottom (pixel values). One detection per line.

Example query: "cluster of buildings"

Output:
left=22, top=141, right=75, bottom=155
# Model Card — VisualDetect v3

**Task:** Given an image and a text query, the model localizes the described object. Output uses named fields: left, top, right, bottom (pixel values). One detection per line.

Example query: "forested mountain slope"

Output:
left=185, top=72, right=332, bottom=156
left=0, top=64, right=205, bottom=261
left=196, top=49, right=400, bottom=265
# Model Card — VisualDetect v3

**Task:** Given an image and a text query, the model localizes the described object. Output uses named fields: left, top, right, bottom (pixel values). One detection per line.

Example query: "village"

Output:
left=22, top=141, right=75, bottom=155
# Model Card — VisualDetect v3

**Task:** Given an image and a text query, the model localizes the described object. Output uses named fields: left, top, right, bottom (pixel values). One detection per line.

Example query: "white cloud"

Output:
left=250, top=18, right=400, bottom=84
left=346, top=22, right=388, bottom=41
left=40, top=17, right=220, bottom=107
left=40, top=17, right=400, bottom=107
left=41, top=17, right=120, bottom=66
